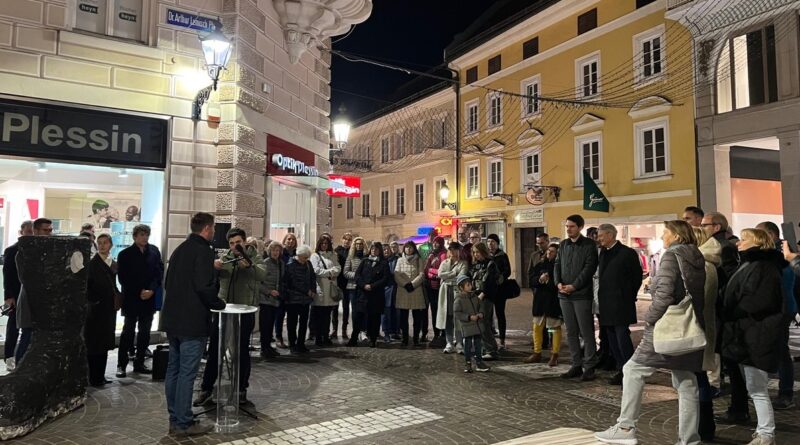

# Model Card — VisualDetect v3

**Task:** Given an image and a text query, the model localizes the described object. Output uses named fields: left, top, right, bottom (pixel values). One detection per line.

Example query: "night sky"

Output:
left=331, top=0, right=500, bottom=122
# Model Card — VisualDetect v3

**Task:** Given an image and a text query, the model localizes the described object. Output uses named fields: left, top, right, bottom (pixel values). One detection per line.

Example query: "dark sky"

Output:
left=331, top=0, right=497, bottom=122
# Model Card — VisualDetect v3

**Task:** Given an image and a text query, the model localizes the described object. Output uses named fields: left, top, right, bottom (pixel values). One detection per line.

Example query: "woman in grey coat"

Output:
left=259, top=241, right=285, bottom=358
left=596, top=220, right=706, bottom=445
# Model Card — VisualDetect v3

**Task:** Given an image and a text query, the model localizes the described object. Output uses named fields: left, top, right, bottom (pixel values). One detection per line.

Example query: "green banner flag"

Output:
left=583, top=170, right=609, bottom=212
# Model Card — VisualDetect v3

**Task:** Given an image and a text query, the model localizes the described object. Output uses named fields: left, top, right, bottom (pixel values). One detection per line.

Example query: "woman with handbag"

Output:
left=596, top=220, right=706, bottom=445
left=84, top=233, right=121, bottom=387
left=486, top=234, right=511, bottom=350
left=720, top=228, right=785, bottom=445
left=355, top=242, right=391, bottom=348
left=310, top=236, right=342, bottom=347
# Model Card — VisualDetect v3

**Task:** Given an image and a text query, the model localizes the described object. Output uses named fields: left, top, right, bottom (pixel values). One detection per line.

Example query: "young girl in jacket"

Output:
left=527, top=243, right=562, bottom=367
left=436, top=242, right=468, bottom=353
left=453, top=274, right=490, bottom=373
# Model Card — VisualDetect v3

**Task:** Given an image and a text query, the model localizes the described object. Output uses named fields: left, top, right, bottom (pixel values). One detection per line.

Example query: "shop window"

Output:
left=361, top=193, right=370, bottom=217
left=75, top=0, right=147, bottom=42
left=346, top=197, right=354, bottom=219
left=577, top=8, right=597, bottom=35
left=487, top=92, right=502, bottom=127
left=716, top=25, right=778, bottom=113
left=521, top=75, right=541, bottom=117
left=466, top=100, right=479, bottom=133
left=523, top=37, right=539, bottom=59
left=395, top=187, right=405, bottom=215
left=488, top=55, right=502, bottom=75
left=466, top=163, right=479, bottom=198
left=380, top=189, right=389, bottom=216
left=466, top=66, right=478, bottom=84
left=575, top=134, right=603, bottom=186
left=576, top=52, right=600, bottom=98
left=414, top=182, right=424, bottom=212
left=635, top=118, right=670, bottom=177
left=634, top=26, right=664, bottom=84
left=380, top=138, right=389, bottom=163
left=434, top=178, right=447, bottom=209
left=521, top=148, right=541, bottom=189
left=488, top=159, right=503, bottom=195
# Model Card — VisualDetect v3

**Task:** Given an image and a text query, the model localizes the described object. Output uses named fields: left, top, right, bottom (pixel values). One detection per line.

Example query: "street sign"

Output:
left=166, top=9, right=220, bottom=32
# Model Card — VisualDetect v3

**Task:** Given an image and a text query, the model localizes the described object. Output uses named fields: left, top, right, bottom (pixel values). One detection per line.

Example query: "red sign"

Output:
left=266, top=134, right=319, bottom=177
left=326, top=175, right=361, bottom=197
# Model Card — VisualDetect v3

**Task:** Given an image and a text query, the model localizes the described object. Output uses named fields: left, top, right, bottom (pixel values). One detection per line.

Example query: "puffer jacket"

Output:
left=721, top=248, right=786, bottom=372
left=435, top=258, right=468, bottom=330
left=424, top=248, right=447, bottom=289
left=217, top=245, right=267, bottom=307
left=554, top=235, right=598, bottom=300
left=394, top=253, right=425, bottom=310
left=631, top=243, right=706, bottom=371
left=698, top=237, right=721, bottom=372
left=471, top=259, right=499, bottom=301
left=343, top=253, right=364, bottom=290
left=310, top=250, right=341, bottom=307
left=259, top=256, right=284, bottom=307
left=282, top=258, right=315, bottom=305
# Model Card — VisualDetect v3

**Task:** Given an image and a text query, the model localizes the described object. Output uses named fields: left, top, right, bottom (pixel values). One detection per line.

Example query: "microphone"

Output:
left=234, top=244, right=252, bottom=266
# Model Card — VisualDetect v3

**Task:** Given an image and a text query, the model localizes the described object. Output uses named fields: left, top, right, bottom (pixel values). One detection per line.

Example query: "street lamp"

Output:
left=332, top=118, right=351, bottom=150
left=192, top=25, right=232, bottom=120
left=439, top=180, right=457, bottom=210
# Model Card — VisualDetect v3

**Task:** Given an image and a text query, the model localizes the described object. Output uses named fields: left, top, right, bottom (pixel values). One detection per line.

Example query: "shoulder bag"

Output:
left=316, top=253, right=343, bottom=302
left=653, top=255, right=707, bottom=355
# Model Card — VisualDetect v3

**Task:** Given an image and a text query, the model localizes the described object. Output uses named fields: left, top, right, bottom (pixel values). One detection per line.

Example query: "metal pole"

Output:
left=450, top=69, right=461, bottom=216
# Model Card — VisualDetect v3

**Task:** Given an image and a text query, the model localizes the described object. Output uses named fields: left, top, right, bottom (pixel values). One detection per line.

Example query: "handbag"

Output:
left=501, top=278, right=522, bottom=299
left=317, top=253, right=343, bottom=302
left=653, top=256, right=707, bottom=355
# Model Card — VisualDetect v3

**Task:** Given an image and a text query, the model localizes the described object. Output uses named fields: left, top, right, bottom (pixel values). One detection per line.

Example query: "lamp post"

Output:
left=192, top=25, right=232, bottom=121
left=332, top=118, right=351, bottom=150
left=439, top=180, right=456, bottom=210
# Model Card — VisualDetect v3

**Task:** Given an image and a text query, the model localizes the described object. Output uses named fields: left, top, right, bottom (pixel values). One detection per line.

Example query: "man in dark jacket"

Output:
left=116, top=224, right=164, bottom=378
left=14, top=218, right=52, bottom=365
left=332, top=233, right=352, bottom=339
left=554, top=214, right=599, bottom=381
left=596, top=224, right=643, bottom=385
left=2, top=220, right=33, bottom=370
left=161, top=212, right=226, bottom=437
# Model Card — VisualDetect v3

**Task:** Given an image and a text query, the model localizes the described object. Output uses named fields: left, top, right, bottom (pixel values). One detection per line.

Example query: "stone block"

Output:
left=169, top=189, right=192, bottom=211
left=217, top=123, right=235, bottom=144
left=168, top=214, right=191, bottom=236
left=237, top=19, right=257, bottom=49
left=0, top=48, right=40, bottom=76
left=0, top=22, right=11, bottom=47
left=171, top=140, right=217, bottom=166
left=172, top=118, right=194, bottom=140
left=218, top=169, right=234, bottom=188
left=0, top=0, right=43, bottom=24
left=216, top=192, right=233, bottom=211
left=265, top=103, right=298, bottom=131
left=235, top=170, right=254, bottom=191
left=297, top=119, right=315, bottom=142
left=315, top=128, right=329, bottom=145
left=235, top=146, right=266, bottom=171
left=238, top=124, right=256, bottom=147
left=236, top=42, right=264, bottom=72
left=283, top=72, right=300, bottom=96
left=218, top=85, right=237, bottom=102
left=194, top=167, right=218, bottom=188
left=264, top=57, right=282, bottom=84
left=45, top=3, right=66, bottom=28
left=59, top=42, right=162, bottom=72
left=314, top=93, right=328, bottom=113
left=43, top=57, right=110, bottom=87
left=157, top=27, right=176, bottom=50
left=194, top=191, right=217, bottom=212
left=291, top=95, right=305, bottom=118
left=176, top=31, right=202, bottom=53
left=178, top=0, right=222, bottom=14
left=256, top=32, right=274, bottom=61
left=234, top=193, right=265, bottom=215
left=253, top=174, right=265, bottom=194
left=272, top=85, right=292, bottom=110
left=114, top=68, right=172, bottom=95
left=196, top=122, right=218, bottom=143
left=15, top=26, right=57, bottom=54
left=217, top=145, right=234, bottom=165
left=238, top=89, right=266, bottom=113
left=163, top=53, right=197, bottom=75
left=240, top=0, right=265, bottom=32
left=318, top=78, right=330, bottom=99
left=237, top=65, right=256, bottom=91
left=170, top=165, right=193, bottom=187
left=231, top=215, right=253, bottom=235
left=314, top=59, right=330, bottom=82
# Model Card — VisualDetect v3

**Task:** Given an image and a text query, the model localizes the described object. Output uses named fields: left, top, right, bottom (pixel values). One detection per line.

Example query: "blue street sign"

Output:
left=166, top=9, right=220, bottom=32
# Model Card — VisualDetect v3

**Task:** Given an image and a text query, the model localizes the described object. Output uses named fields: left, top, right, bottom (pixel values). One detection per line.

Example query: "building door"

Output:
left=518, top=227, right=543, bottom=288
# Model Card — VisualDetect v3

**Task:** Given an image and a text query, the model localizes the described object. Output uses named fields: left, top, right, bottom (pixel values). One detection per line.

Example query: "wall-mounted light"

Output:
left=118, top=168, right=128, bottom=178
left=192, top=24, right=232, bottom=120
left=439, top=180, right=457, bottom=210
left=36, top=162, right=47, bottom=172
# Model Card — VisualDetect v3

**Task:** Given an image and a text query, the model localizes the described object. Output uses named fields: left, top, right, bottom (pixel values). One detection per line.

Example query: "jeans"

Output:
left=15, top=327, right=32, bottom=363
left=118, top=312, right=153, bottom=367
left=259, top=304, right=278, bottom=349
left=398, top=308, right=423, bottom=340
left=4, top=311, right=19, bottom=359
left=618, top=359, right=700, bottom=445
left=494, top=295, right=507, bottom=342
left=165, top=335, right=206, bottom=429
left=604, top=325, right=634, bottom=371
left=311, top=306, right=333, bottom=343
left=381, top=304, right=398, bottom=337
left=559, top=298, right=598, bottom=370
left=332, top=289, right=350, bottom=336
left=479, top=299, right=498, bottom=354
left=778, top=319, right=795, bottom=398
left=742, top=365, right=775, bottom=437
left=463, top=335, right=483, bottom=362
left=201, top=313, right=255, bottom=392
left=285, top=304, right=310, bottom=349
left=723, top=357, right=749, bottom=415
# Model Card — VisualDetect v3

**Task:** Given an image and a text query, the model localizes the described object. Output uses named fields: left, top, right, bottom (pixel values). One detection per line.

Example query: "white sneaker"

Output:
left=747, top=433, right=776, bottom=445
left=595, top=425, right=638, bottom=444
left=5, top=357, right=15, bottom=371
left=443, top=343, right=454, bottom=354
left=456, top=344, right=464, bottom=354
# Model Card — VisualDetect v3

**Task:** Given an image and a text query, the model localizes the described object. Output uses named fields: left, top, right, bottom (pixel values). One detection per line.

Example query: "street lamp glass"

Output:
left=439, top=182, right=450, bottom=201
left=200, top=28, right=232, bottom=89
left=333, top=121, right=351, bottom=148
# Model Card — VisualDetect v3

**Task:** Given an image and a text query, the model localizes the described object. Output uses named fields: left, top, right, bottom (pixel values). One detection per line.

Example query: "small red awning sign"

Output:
left=326, top=175, right=361, bottom=197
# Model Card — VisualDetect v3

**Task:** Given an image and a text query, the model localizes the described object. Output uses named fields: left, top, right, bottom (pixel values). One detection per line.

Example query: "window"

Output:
left=636, top=0, right=657, bottom=7
left=488, top=55, right=502, bottom=75
left=575, top=134, right=602, bottom=185
left=434, top=178, right=447, bottom=209
left=466, top=66, right=478, bottom=84
left=634, top=26, right=664, bottom=83
left=521, top=75, right=541, bottom=117
left=716, top=25, right=778, bottom=113
left=75, top=0, right=146, bottom=42
left=521, top=149, right=541, bottom=189
left=395, top=187, right=405, bottom=215
left=414, top=181, right=424, bottom=212
left=577, top=9, right=597, bottom=35
left=488, top=92, right=502, bottom=127
left=361, top=193, right=370, bottom=217
left=488, top=159, right=503, bottom=195
left=380, top=189, right=389, bottom=216
left=523, top=37, right=539, bottom=59
left=635, top=118, right=670, bottom=177
left=466, top=100, right=479, bottom=133
left=467, top=163, right=479, bottom=198
left=346, top=197, right=354, bottom=219
left=576, top=53, right=600, bottom=98
left=380, top=138, right=389, bottom=163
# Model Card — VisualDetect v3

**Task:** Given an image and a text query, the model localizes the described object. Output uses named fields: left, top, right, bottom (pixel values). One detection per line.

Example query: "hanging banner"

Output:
left=326, top=175, right=361, bottom=197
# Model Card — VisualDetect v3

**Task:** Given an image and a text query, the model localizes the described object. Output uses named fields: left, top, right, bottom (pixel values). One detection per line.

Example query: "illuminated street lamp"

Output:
left=192, top=25, right=232, bottom=120
left=332, top=118, right=351, bottom=150
left=439, top=180, right=456, bottom=210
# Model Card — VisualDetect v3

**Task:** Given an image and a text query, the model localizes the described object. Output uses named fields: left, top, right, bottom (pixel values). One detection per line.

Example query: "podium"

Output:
left=211, top=303, right=258, bottom=433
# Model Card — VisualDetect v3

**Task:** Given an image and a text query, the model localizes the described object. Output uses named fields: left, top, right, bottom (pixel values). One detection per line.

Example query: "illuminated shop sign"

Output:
left=271, top=153, right=319, bottom=176
left=326, top=175, right=361, bottom=197
left=266, top=134, right=320, bottom=177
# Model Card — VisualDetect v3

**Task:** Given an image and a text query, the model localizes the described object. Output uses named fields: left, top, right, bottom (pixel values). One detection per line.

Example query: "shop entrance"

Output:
left=518, top=227, right=544, bottom=288
left=270, top=179, right=312, bottom=245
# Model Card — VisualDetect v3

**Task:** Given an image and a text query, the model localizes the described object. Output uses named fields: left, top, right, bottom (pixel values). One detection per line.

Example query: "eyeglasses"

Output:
left=700, top=223, right=716, bottom=227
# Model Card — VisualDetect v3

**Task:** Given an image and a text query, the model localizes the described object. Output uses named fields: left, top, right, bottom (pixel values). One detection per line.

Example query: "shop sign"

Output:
left=439, top=217, right=453, bottom=226
left=515, top=208, right=544, bottom=223
left=0, top=99, right=167, bottom=168
left=166, top=8, right=220, bottom=32
left=417, top=226, right=435, bottom=236
left=266, top=134, right=319, bottom=177
left=326, top=175, right=360, bottom=197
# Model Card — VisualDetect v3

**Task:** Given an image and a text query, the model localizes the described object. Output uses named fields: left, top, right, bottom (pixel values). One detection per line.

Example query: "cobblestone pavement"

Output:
left=7, top=291, right=800, bottom=445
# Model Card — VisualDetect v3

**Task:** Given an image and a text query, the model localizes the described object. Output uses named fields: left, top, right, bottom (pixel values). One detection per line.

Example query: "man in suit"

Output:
left=596, top=224, right=643, bottom=385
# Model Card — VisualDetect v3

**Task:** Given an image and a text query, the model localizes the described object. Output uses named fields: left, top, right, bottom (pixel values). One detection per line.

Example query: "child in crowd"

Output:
left=453, top=274, right=490, bottom=373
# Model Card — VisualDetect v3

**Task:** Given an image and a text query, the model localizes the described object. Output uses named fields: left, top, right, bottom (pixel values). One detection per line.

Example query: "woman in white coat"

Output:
left=394, top=241, right=426, bottom=346
left=310, top=236, right=341, bottom=346
left=436, top=242, right=468, bottom=353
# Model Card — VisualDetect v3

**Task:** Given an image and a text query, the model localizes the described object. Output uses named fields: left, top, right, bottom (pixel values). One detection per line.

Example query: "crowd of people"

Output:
left=2, top=207, right=798, bottom=443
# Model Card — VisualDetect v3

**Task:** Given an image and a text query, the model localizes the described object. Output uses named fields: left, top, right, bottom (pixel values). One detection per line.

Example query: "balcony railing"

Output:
left=666, top=0, right=694, bottom=10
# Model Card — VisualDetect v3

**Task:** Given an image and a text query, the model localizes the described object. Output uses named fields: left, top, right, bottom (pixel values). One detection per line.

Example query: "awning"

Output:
left=395, top=235, right=429, bottom=245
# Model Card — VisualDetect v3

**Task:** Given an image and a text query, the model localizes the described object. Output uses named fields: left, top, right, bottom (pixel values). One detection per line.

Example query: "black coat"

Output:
left=161, top=234, right=226, bottom=337
left=713, top=231, right=740, bottom=286
left=2, top=243, right=21, bottom=303
left=531, top=258, right=561, bottom=319
left=721, top=248, right=786, bottom=372
left=355, top=256, right=391, bottom=315
left=471, top=259, right=499, bottom=301
left=117, top=243, right=163, bottom=317
left=282, top=258, right=315, bottom=305
left=335, top=245, right=349, bottom=291
left=84, top=255, right=119, bottom=354
left=597, top=243, right=643, bottom=326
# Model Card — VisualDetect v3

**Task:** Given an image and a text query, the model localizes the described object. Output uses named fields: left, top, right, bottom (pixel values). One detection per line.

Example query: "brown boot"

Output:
left=523, top=352, right=542, bottom=364
left=548, top=353, right=559, bottom=367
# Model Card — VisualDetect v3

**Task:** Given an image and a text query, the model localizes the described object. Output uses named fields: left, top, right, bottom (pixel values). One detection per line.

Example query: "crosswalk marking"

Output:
left=493, top=428, right=601, bottom=444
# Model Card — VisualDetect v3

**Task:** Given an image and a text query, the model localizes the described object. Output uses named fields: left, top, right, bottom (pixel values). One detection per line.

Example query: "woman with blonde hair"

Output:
left=720, top=228, right=785, bottom=445
left=596, top=220, right=706, bottom=445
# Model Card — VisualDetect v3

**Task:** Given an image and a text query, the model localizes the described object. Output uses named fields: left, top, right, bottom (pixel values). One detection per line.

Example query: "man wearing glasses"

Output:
left=462, top=231, right=482, bottom=267
left=700, top=212, right=739, bottom=280
left=682, top=206, right=704, bottom=228
left=333, top=233, right=353, bottom=339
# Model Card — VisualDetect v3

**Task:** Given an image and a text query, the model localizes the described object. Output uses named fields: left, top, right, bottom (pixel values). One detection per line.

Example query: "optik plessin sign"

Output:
left=0, top=99, right=168, bottom=168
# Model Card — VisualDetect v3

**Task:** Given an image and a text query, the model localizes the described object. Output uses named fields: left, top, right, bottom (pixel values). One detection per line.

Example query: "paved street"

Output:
left=6, top=291, right=800, bottom=445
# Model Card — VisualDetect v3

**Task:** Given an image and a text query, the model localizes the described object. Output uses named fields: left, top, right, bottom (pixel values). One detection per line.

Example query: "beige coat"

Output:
left=698, top=237, right=721, bottom=372
left=394, top=253, right=426, bottom=310
left=311, top=251, right=342, bottom=307
left=435, top=258, right=468, bottom=329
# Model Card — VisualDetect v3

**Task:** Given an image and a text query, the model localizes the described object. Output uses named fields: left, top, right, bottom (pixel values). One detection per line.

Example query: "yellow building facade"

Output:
left=447, top=0, right=697, bottom=284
